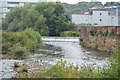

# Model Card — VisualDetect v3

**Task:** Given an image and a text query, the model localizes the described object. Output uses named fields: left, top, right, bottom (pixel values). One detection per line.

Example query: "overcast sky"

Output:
left=51, top=0, right=120, bottom=4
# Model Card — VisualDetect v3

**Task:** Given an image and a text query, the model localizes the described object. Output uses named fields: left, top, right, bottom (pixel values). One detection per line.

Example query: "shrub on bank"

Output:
left=109, top=29, right=115, bottom=36
left=19, top=65, right=28, bottom=73
left=60, top=31, right=80, bottom=37
left=40, top=59, right=118, bottom=78
left=103, top=30, right=109, bottom=36
left=2, top=29, right=42, bottom=58
left=14, top=62, right=20, bottom=68
left=90, top=29, right=116, bottom=37
left=18, top=53, right=118, bottom=78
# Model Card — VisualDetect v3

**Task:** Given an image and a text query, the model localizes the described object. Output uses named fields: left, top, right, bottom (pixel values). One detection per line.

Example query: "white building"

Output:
left=72, top=6, right=120, bottom=26
left=0, top=0, right=47, bottom=22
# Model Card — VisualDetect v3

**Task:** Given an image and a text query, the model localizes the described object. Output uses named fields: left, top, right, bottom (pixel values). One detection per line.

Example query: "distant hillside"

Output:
left=63, top=1, right=103, bottom=15
left=63, top=2, right=120, bottom=15
left=104, top=2, right=120, bottom=7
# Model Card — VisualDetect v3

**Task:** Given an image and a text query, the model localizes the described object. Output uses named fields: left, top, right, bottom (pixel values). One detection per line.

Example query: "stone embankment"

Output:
left=80, top=36, right=119, bottom=53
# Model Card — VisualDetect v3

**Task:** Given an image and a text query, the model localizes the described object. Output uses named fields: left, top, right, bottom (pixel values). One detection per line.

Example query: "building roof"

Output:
left=91, top=6, right=104, bottom=9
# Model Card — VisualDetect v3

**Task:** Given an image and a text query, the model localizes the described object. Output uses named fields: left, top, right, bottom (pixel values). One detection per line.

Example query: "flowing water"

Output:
left=0, top=37, right=111, bottom=79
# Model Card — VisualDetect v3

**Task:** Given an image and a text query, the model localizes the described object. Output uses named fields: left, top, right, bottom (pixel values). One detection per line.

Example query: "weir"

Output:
left=41, top=37, right=80, bottom=42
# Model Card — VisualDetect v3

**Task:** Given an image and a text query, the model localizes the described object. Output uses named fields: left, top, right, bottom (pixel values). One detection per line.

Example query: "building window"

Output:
left=100, top=13, right=102, bottom=15
left=100, top=19, right=102, bottom=21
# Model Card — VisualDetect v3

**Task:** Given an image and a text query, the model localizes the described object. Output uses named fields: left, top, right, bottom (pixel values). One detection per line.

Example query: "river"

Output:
left=0, top=37, right=111, bottom=79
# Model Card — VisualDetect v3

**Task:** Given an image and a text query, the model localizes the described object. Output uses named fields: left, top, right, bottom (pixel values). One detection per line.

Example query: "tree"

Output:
left=2, top=4, right=48, bottom=36
left=63, top=1, right=103, bottom=14
left=104, top=2, right=120, bottom=7
left=35, top=2, right=74, bottom=36
left=2, top=2, right=74, bottom=36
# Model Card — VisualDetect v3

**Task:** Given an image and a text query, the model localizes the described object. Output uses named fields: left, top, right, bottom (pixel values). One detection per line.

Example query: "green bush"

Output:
left=60, top=31, right=80, bottom=37
left=2, top=29, right=42, bottom=58
left=22, top=29, right=42, bottom=51
left=109, top=29, right=115, bottom=36
left=103, top=30, right=108, bottom=36
left=14, top=62, right=20, bottom=68
left=19, top=64, right=28, bottom=72
left=22, top=56, right=118, bottom=78
left=89, top=28, right=97, bottom=36
left=8, top=43, right=28, bottom=57
left=96, top=31, right=103, bottom=36
left=16, top=54, right=118, bottom=78
left=37, top=60, right=118, bottom=78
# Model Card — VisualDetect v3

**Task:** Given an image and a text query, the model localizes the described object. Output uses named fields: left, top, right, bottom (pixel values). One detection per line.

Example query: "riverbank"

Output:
left=80, top=36, right=119, bottom=53
left=1, top=39, right=112, bottom=78
left=15, top=53, right=119, bottom=78
left=1, top=29, right=42, bottom=59
left=14, top=60, right=51, bottom=78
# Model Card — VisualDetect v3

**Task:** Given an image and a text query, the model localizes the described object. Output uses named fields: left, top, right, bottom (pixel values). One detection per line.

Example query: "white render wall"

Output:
left=72, top=10, right=119, bottom=26
left=72, top=14, right=90, bottom=25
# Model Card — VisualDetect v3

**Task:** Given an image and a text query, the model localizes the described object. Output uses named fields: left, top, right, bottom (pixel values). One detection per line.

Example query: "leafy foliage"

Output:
left=18, top=64, right=28, bottom=73
left=103, top=30, right=109, bottom=36
left=35, top=2, right=75, bottom=36
left=89, top=28, right=116, bottom=37
left=61, top=31, right=80, bottom=37
left=2, top=2, right=74, bottom=36
left=109, top=29, right=115, bottom=36
left=63, top=2, right=103, bottom=14
left=14, top=62, right=20, bottom=68
left=18, top=56, right=118, bottom=78
left=2, top=4, right=48, bottom=36
left=2, top=29, right=42, bottom=58
left=96, top=31, right=103, bottom=36
left=90, top=28, right=97, bottom=36
left=104, top=2, right=120, bottom=7
left=63, top=2, right=120, bottom=15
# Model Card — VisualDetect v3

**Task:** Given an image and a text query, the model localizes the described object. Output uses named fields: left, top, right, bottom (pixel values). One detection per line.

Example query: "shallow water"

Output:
left=0, top=38, right=111, bottom=78
left=42, top=42, right=111, bottom=66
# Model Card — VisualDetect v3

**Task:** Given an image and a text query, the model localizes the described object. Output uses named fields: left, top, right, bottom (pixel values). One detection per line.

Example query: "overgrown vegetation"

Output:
left=109, top=29, right=115, bottom=36
left=2, top=2, right=74, bottom=36
left=2, top=29, right=42, bottom=58
left=14, top=62, right=20, bottom=68
left=90, top=28, right=97, bottom=36
left=63, top=2, right=120, bottom=14
left=90, top=28, right=116, bottom=37
left=17, top=51, right=119, bottom=78
left=19, top=64, right=28, bottom=73
left=63, top=1, right=103, bottom=14
left=104, top=2, right=120, bottom=7
left=60, top=31, right=80, bottom=37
